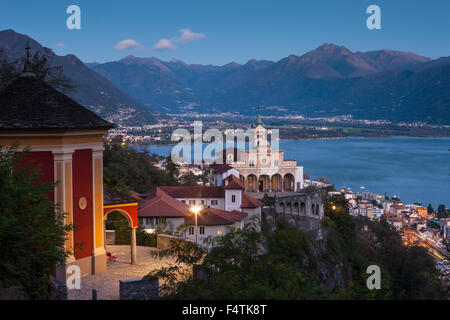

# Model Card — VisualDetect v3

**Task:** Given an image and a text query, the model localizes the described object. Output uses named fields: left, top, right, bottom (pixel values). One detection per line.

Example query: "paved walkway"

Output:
left=67, top=245, right=178, bottom=300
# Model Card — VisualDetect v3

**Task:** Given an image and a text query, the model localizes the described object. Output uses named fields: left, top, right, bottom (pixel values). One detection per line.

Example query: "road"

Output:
left=402, top=228, right=450, bottom=261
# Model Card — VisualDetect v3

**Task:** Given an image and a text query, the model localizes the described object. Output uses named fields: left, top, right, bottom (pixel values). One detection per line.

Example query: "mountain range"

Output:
left=89, top=43, right=450, bottom=124
left=0, top=29, right=156, bottom=126
left=0, top=29, right=449, bottom=125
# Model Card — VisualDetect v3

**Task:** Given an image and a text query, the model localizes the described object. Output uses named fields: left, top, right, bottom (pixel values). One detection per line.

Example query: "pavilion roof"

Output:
left=0, top=75, right=114, bottom=130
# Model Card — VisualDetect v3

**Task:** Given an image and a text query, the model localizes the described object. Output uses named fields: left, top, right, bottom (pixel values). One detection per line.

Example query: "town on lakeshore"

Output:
left=0, top=1, right=449, bottom=304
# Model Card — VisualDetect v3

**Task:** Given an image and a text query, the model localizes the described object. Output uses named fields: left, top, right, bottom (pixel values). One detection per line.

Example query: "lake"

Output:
left=134, top=137, right=450, bottom=208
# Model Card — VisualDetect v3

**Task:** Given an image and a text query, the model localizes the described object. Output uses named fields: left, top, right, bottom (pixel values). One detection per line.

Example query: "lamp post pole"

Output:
left=195, top=212, right=198, bottom=244
left=191, top=206, right=200, bottom=244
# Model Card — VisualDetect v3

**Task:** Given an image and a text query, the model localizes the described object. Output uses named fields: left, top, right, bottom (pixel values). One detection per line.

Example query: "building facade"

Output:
left=0, top=72, right=115, bottom=281
left=217, top=115, right=304, bottom=193
left=136, top=175, right=263, bottom=246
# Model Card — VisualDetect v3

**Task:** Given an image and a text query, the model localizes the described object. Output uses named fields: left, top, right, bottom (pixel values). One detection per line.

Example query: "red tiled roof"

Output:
left=138, top=190, right=189, bottom=218
left=130, top=191, right=146, bottom=202
left=209, top=163, right=233, bottom=174
left=159, top=186, right=225, bottom=198
left=241, top=193, right=263, bottom=208
left=223, top=174, right=245, bottom=190
left=185, top=208, right=247, bottom=226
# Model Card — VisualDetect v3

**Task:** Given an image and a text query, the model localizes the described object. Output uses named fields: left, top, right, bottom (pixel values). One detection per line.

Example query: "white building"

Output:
left=136, top=174, right=263, bottom=246
left=216, top=115, right=304, bottom=192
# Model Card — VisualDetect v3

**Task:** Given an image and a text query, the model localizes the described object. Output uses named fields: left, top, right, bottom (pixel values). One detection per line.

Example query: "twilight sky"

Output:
left=0, top=0, right=449, bottom=65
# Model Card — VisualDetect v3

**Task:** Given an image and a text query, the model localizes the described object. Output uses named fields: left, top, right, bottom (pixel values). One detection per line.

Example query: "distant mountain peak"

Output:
left=314, top=43, right=352, bottom=55
left=223, top=61, right=241, bottom=67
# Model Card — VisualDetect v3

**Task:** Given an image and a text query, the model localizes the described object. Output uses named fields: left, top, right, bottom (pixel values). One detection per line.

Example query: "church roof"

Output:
left=241, top=193, right=263, bottom=208
left=210, top=163, right=233, bottom=174
left=223, top=174, right=245, bottom=190
left=0, top=76, right=115, bottom=130
left=158, top=186, right=225, bottom=199
left=251, top=113, right=264, bottom=128
left=138, top=189, right=189, bottom=218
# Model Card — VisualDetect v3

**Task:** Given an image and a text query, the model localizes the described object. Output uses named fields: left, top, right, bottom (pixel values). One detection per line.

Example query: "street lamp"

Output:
left=191, top=206, right=201, bottom=244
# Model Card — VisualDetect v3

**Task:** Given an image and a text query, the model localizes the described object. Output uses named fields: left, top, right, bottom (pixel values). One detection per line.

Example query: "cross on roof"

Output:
left=22, top=41, right=32, bottom=73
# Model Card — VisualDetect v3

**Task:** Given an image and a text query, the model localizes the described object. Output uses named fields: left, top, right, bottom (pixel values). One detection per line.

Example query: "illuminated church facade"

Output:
left=218, top=115, right=304, bottom=193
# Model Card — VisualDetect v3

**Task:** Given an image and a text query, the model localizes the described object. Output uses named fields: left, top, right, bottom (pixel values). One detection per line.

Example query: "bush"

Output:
left=0, top=145, right=72, bottom=299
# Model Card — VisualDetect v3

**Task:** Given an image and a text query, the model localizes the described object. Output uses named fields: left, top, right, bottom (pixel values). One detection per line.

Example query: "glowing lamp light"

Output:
left=332, top=205, right=336, bottom=210
left=191, top=206, right=201, bottom=215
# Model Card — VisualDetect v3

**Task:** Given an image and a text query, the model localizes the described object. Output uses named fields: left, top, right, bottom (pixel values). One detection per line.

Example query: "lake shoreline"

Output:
left=134, top=137, right=450, bottom=208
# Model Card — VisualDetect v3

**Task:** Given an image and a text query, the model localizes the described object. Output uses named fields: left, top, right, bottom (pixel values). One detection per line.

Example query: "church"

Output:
left=0, top=48, right=119, bottom=282
left=217, top=115, right=304, bottom=193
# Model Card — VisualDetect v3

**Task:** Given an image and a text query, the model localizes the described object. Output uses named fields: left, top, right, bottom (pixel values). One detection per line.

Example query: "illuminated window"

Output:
left=217, top=230, right=223, bottom=236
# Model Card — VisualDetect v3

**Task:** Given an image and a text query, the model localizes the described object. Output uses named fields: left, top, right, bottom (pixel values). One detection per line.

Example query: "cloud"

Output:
left=153, top=29, right=205, bottom=51
left=55, top=43, right=66, bottom=48
left=176, top=29, right=205, bottom=43
left=115, top=39, right=141, bottom=51
left=153, top=38, right=177, bottom=51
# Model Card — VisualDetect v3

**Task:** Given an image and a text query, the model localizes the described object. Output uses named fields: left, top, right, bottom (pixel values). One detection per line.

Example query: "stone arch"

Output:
left=286, top=202, right=292, bottom=214
left=300, top=202, right=306, bottom=215
left=246, top=174, right=257, bottom=191
left=259, top=175, right=270, bottom=192
left=104, top=208, right=137, bottom=265
left=283, top=173, right=295, bottom=191
left=279, top=202, right=285, bottom=213
left=104, top=208, right=134, bottom=228
left=311, top=203, right=315, bottom=217
left=271, top=174, right=282, bottom=192
left=293, top=202, right=299, bottom=214
left=316, top=204, right=320, bottom=216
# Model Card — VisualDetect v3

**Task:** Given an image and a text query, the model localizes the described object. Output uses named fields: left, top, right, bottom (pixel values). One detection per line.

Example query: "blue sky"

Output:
left=1, top=0, right=449, bottom=65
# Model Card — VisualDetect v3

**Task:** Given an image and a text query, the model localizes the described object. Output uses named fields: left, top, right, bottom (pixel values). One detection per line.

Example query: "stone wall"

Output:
left=265, top=190, right=324, bottom=238
left=157, top=233, right=189, bottom=250
left=271, top=191, right=323, bottom=220
left=119, top=278, right=158, bottom=300
left=105, top=230, right=116, bottom=245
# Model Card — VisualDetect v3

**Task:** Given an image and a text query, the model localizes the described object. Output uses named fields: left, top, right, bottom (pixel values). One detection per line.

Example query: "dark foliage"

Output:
left=103, top=136, right=178, bottom=193
left=0, top=145, right=72, bottom=299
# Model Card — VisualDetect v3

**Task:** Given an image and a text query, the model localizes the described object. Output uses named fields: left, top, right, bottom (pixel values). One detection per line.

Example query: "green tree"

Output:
left=437, top=204, right=448, bottom=219
left=0, top=145, right=72, bottom=299
left=181, top=172, right=199, bottom=186
left=0, top=49, right=74, bottom=92
left=165, top=155, right=179, bottom=178
left=103, top=136, right=178, bottom=193
left=427, top=203, right=434, bottom=215
left=262, top=193, right=270, bottom=206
